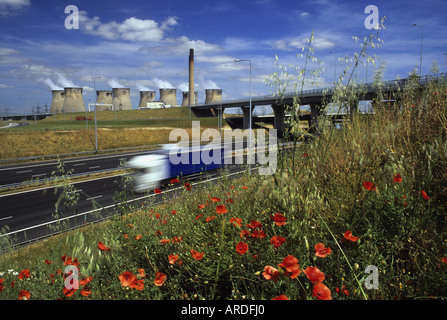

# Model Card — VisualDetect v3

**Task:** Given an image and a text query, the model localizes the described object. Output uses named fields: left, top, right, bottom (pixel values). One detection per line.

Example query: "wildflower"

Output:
left=184, top=183, right=192, bottom=191
left=97, top=242, right=111, bottom=251
left=18, top=269, right=31, bottom=280
left=154, top=272, right=167, bottom=286
left=171, top=236, right=183, bottom=243
left=190, top=249, right=205, bottom=261
left=229, top=217, right=242, bottom=227
left=272, top=294, right=289, bottom=300
left=271, top=212, right=287, bottom=226
left=63, top=286, right=77, bottom=297
left=80, top=289, right=92, bottom=297
left=215, top=205, right=228, bottom=214
left=421, top=190, right=430, bottom=201
left=304, top=266, right=325, bottom=284
left=44, top=260, right=53, bottom=264
left=119, top=271, right=136, bottom=287
left=393, top=173, right=403, bottom=183
left=168, top=254, right=179, bottom=265
left=61, top=255, right=79, bottom=267
left=251, top=229, right=267, bottom=239
left=137, top=269, right=146, bottom=278
left=246, top=220, right=262, bottom=229
left=312, top=283, right=332, bottom=300
left=79, top=276, right=93, bottom=286
left=315, top=243, right=332, bottom=258
left=154, top=188, right=162, bottom=194
left=18, top=290, right=31, bottom=300
left=210, top=197, right=221, bottom=202
left=242, top=186, right=248, bottom=190
left=236, top=241, right=249, bottom=255
left=206, top=216, right=216, bottom=222
left=171, top=210, right=177, bottom=215
left=441, top=257, right=447, bottom=264
left=170, top=178, right=179, bottom=184
left=262, top=266, right=280, bottom=283
left=270, top=235, right=286, bottom=249
left=135, top=234, right=143, bottom=240
left=362, top=181, right=376, bottom=191
left=240, top=229, right=251, bottom=239
left=130, top=279, right=145, bottom=290
left=278, top=255, right=301, bottom=279
left=0, top=279, right=5, bottom=292
left=160, top=239, right=170, bottom=244
left=198, top=204, right=205, bottom=209
left=343, top=230, right=359, bottom=242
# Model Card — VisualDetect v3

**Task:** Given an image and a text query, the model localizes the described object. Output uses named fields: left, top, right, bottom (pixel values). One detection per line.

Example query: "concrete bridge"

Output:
left=191, top=74, right=445, bottom=134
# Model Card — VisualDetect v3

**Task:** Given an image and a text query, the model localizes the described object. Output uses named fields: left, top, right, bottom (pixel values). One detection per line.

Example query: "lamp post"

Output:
left=329, top=51, right=336, bottom=82
left=234, top=59, right=252, bottom=173
left=93, top=76, right=103, bottom=152
left=413, top=24, right=423, bottom=76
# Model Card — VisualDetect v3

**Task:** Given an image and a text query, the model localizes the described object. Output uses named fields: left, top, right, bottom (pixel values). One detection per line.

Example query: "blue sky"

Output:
left=0, top=0, right=446, bottom=114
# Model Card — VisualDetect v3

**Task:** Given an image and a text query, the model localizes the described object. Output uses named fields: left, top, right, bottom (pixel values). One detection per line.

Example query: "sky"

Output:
left=0, top=0, right=446, bottom=115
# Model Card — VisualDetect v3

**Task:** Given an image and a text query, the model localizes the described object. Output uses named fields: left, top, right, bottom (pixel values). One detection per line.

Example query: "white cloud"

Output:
left=144, top=36, right=221, bottom=56
left=196, top=55, right=235, bottom=64
left=271, top=34, right=335, bottom=51
left=0, top=0, right=30, bottom=16
left=301, top=12, right=309, bottom=17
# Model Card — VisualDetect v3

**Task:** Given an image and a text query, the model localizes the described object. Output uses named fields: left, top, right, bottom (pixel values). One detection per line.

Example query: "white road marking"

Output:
left=86, top=195, right=103, bottom=201
left=0, top=216, right=13, bottom=221
left=89, top=166, right=100, bottom=169
left=16, top=170, right=32, bottom=174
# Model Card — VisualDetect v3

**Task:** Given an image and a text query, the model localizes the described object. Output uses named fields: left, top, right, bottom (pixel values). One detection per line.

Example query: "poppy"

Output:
left=421, top=190, right=430, bottom=201
left=97, top=242, right=111, bottom=251
left=304, top=266, right=325, bottom=284
left=343, top=230, right=359, bottom=242
left=229, top=217, right=242, bottom=227
left=130, top=279, right=145, bottom=290
left=119, top=271, right=136, bottom=287
left=441, top=257, right=447, bottom=264
left=314, top=243, right=332, bottom=258
left=195, top=214, right=203, bottom=220
left=171, top=236, right=183, bottom=243
left=393, top=173, right=403, bottom=183
left=206, top=216, right=217, bottom=222
left=362, top=181, right=376, bottom=191
left=270, top=235, right=286, bottom=249
left=0, top=279, right=5, bottom=293
left=251, top=229, right=267, bottom=239
left=170, top=178, right=180, bottom=184
left=168, top=254, right=179, bottom=265
left=171, top=210, right=177, bottom=215
left=198, top=204, right=205, bottom=209
left=18, top=269, right=31, bottom=280
left=215, top=205, right=228, bottom=214
left=154, top=188, right=162, bottom=194
left=184, top=183, right=192, bottom=191
left=63, top=286, right=77, bottom=297
left=135, top=234, right=143, bottom=240
left=271, top=212, right=287, bottom=226
left=278, top=255, right=301, bottom=279
left=79, top=276, right=93, bottom=286
left=160, top=239, right=170, bottom=244
left=312, top=282, right=332, bottom=300
left=262, top=266, right=280, bottom=283
left=44, top=260, right=53, bottom=264
left=80, top=289, right=92, bottom=297
left=18, top=290, right=31, bottom=300
left=247, top=220, right=262, bottom=229
left=190, top=249, right=205, bottom=261
left=236, top=241, right=249, bottom=255
left=242, top=186, right=248, bottom=190
left=210, top=197, right=221, bottom=202
left=239, top=229, right=251, bottom=239
left=271, top=294, right=289, bottom=300
left=137, top=269, right=146, bottom=278
left=154, top=272, right=167, bottom=287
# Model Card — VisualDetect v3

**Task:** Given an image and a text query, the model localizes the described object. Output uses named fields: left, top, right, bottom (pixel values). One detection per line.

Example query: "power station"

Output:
left=112, top=88, right=132, bottom=110
left=50, top=90, right=65, bottom=113
left=96, top=90, right=113, bottom=111
left=62, top=87, right=86, bottom=113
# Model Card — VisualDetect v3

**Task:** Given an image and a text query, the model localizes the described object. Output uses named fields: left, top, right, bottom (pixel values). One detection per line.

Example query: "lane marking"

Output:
left=16, top=170, right=32, bottom=174
left=89, top=166, right=100, bottom=169
left=0, top=216, right=13, bottom=221
left=32, top=173, right=46, bottom=178
left=86, top=195, right=103, bottom=201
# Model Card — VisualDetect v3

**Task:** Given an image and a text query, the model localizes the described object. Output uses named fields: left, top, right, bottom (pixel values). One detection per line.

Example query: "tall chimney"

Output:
left=112, top=88, right=132, bottom=110
left=189, top=48, right=194, bottom=107
left=205, top=89, right=223, bottom=104
left=182, top=91, right=198, bottom=106
left=139, top=91, right=156, bottom=108
left=159, top=88, right=178, bottom=106
left=50, top=90, right=65, bottom=113
left=96, top=90, right=113, bottom=111
left=62, top=87, right=86, bottom=112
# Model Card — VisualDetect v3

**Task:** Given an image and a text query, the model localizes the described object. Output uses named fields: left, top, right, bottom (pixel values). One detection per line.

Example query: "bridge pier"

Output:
left=241, top=105, right=255, bottom=129
left=272, top=104, right=286, bottom=133
left=309, top=103, right=326, bottom=131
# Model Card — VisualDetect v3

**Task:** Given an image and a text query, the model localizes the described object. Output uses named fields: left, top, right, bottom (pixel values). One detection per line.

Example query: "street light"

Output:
left=329, top=51, right=336, bottom=82
left=234, top=59, right=252, bottom=173
left=93, top=76, right=104, bottom=152
left=413, top=24, right=423, bottom=76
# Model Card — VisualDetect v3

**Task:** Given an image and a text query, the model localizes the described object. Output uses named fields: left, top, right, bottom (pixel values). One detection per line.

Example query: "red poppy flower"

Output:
left=251, top=229, right=267, bottom=239
left=184, top=183, right=192, bottom=191
left=154, top=272, right=167, bottom=287
left=314, top=243, right=332, bottom=258
left=80, top=289, right=92, bottom=297
left=169, top=254, right=179, bottom=265
left=262, top=266, right=280, bottom=283
left=98, top=242, right=111, bottom=251
left=304, top=266, right=325, bottom=284
left=171, top=210, right=177, bottom=215
left=278, top=255, right=301, bottom=279
left=441, top=257, right=447, bottom=264
left=0, top=279, right=5, bottom=293
left=119, top=271, right=136, bottom=287
left=206, top=216, right=216, bottom=222
left=215, top=205, right=228, bottom=214
left=18, top=290, right=31, bottom=300
left=270, top=235, right=286, bottom=249
left=190, top=249, right=205, bottom=261
left=240, top=229, right=251, bottom=239
left=246, top=220, right=262, bottom=229
left=421, top=190, right=430, bottom=201
left=363, top=181, right=376, bottom=191
left=154, top=188, right=162, bottom=194
left=343, top=230, right=359, bottom=242
left=312, top=282, right=332, bottom=300
left=271, top=294, right=289, bottom=300
left=79, top=276, right=93, bottom=286
left=63, top=286, right=77, bottom=297
left=18, top=269, right=31, bottom=280
left=210, top=197, right=221, bottom=202
left=44, top=260, right=52, bottom=264
left=393, top=173, right=403, bottom=183
left=170, top=178, right=179, bottom=184
left=271, top=212, right=287, bottom=226
left=160, top=239, right=170, bottom=244
left=130, top=279, right=144, bottom=290
left=229, top=217, right=242, bottom=227
left=135, top=234, right=143, bottom=240
left=236, top=241, right=249, bottom=255
left=198, top=204, right=205, bottom=209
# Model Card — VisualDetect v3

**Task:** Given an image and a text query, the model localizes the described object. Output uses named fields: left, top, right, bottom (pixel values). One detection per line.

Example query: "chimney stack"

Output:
left=189, top=48, right=194, bottom=107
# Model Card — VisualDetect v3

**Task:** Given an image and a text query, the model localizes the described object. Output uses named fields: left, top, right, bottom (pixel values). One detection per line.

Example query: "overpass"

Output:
left=191, top=74, right=445, bottom=133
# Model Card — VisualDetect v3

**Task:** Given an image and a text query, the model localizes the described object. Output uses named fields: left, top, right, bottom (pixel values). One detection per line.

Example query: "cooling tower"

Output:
left=181, top=91, right=198, bottom=107
left=112, top=88, right=132, bottom=110
left=62, top=87, right=86, bottom=112
left=50, top=90, right=65, bottom=113
left=205, top=89, right=223, bottom=104
left=96, top=90, right=113, bottom=111
left=159, top=88, right=178, bottom=106
left=139, top=91, right=156, bottom=108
